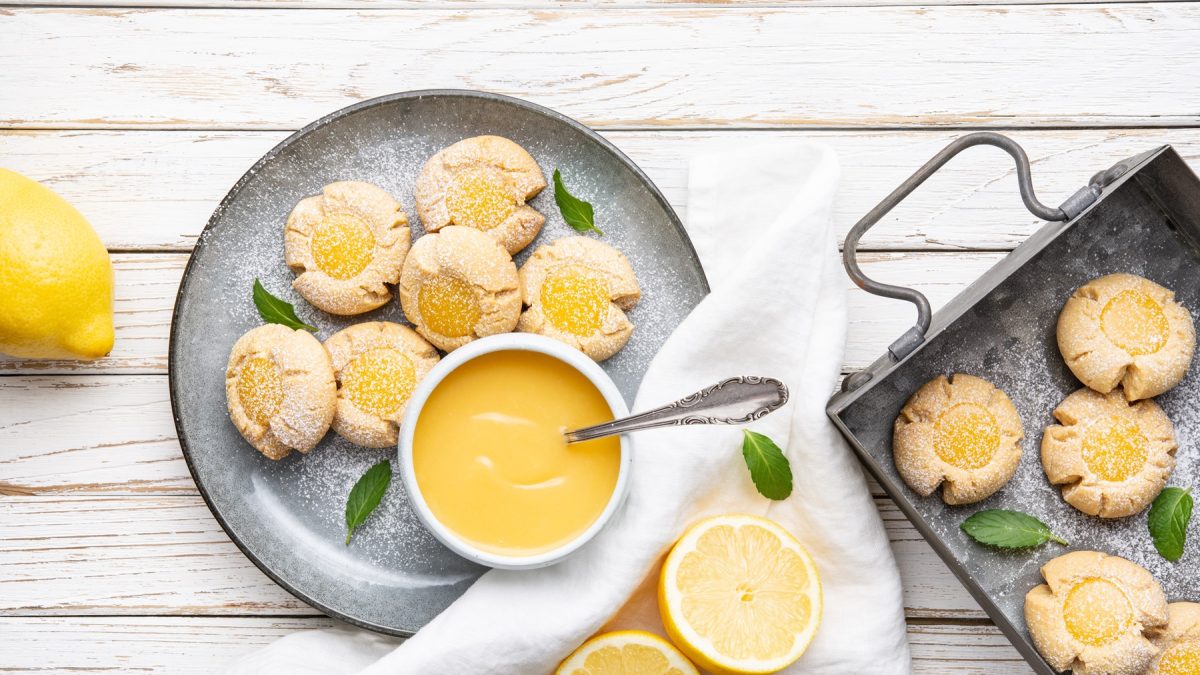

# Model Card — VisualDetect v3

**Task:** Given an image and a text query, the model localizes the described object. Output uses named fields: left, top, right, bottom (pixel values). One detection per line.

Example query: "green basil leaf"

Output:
left=345, top=460, right=392, bottom=545
left=741, top=430, right=792, bottom=500
left=1149, top=487, right=1193, bottom=562
left=961, top=509, right=1068, bottom=549
left=252, top=279, right=317, bottom=332
left=553, top=169, right=602, bottom=236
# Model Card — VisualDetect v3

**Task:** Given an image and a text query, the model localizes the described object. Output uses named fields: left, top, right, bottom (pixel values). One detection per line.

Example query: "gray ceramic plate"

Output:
left=169, top=90, right=708, bottom=635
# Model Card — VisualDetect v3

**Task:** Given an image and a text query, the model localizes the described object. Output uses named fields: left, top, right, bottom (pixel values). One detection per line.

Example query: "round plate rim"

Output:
left=167, top=88, right=709, bottom=636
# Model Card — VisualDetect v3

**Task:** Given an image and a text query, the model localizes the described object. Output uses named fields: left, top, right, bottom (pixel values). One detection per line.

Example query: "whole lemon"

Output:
left=0, top=169, right=114, bottom=360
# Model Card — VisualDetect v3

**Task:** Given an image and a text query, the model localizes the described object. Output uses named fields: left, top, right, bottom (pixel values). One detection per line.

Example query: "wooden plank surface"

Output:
left=7, top=0, right=1196, bottom=669
left=2, top=6, right=1199, bottom=130
left=0, top=250, right=1003, bottom=375
left=0, top=616, right=1021, bottom=673
left=4, top=0, right=1180, bottom=7
left=0, top=494, right=984, bottom=619
left=4, top=129, right=1197, bottom=252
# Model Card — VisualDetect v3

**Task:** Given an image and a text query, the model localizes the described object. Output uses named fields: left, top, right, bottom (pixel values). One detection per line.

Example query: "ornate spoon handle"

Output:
left=564, top=376, right=789, bottom=444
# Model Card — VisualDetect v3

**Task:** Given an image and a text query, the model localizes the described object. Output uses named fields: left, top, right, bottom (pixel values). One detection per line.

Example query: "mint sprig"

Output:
left=553, top=169, right=602, bottom=236
left=741, top=430, right=792, bottom=500
left=1149, top=487, right=1193, bottom=562
left=345, top=460, right=392, bottom=545
left=252, top=279, right=316, bottom=332
left=961, top=509, right=1068, bottom=549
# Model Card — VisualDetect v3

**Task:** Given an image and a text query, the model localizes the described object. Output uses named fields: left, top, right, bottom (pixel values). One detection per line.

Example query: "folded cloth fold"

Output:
left=226, top=141, right=911, bottom=675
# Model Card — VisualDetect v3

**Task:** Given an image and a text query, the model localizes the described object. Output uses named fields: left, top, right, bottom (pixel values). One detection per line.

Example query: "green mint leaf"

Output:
left=741, top=430, right=792, bottom=500
left=253, top=279, right=316, bottom=332
left=961, top=509, right=1068, bottom=549
left=553, top=169, right=602, bottom=236
left=1149, top=487, right=1193, bottom=562
left=345, top=460, right=392, bottom=545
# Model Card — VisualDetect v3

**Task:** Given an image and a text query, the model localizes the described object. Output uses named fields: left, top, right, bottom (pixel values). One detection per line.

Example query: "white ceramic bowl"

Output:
left=397, top=333, right=631, bottom=570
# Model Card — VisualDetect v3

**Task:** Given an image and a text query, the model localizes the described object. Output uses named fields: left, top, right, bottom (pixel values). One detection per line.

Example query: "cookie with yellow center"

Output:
left=517, top=237, right=641, bottom=362
left=284, top=181, right=411, bottom=316
left=1025, top=551, right=1167, bottom=675
left=225, top=324, right=336, bottom=460
left=414, top=135, right=547, bottom=255
left=1058, top=273, right=1196, bottom=401
left=1041, top=388, right=1176, bottom=518
left=1149, top=603, right=1200, bottom=675
left=324, top=322, right=440, bottom=449
left=398, top=226, right=521, bottom=352
left=892, top=373, right=1023, bottom=505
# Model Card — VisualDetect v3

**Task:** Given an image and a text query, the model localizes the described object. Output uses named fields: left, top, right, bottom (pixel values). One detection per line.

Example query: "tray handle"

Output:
left=843, top=132, right=1071, bottom=364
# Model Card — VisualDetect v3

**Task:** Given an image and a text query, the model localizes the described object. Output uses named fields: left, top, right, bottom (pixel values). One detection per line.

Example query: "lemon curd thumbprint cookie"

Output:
left=1025, top=551, right=1168, bottom=675
left=1149, top=603, right=1200, bottom=675
left=518, top=237, right=641, bottom=362
left=892, top=373, right=1023, bottom=505
left=415, top=135, right=547, bottom=255
left=225, top=324, right=336, bottom=460
left=324, top=322, right=439, bottom=449
left=398, top=226, right=521, bottom=352
left=1058, top=273, right=1195, bottom=401
left=284, top=181, right=411, bottom=316
left=1041, top=388, right=1177, bottom=518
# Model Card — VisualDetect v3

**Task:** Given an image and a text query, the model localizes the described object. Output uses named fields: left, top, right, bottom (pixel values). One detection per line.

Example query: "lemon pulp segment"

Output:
left=446, top=168, right=516, bottom=231
left=541, top=268, right=609, bottom=337
left=1082, top=416, right=1148, bottom=482
left=1101, top=289, right=1170, bottom=356
left=677, top=523, right=813, bottom=661
left=1063, top=578, right=1133, bottom=647
left=578, top=644, right=687, bottom=675
left=418, top=275, right=482, bottom=338
left=1157, top=643, right=1200, bottom=675
left=342, top=348, right=415, bottom=418
left=310, top=211, right=376, bottom=280
left=556, top=631, right=697, bottom=675
left=237, top=356, right=284, bottom=426
left=933, top=403, right=1000, bottom=470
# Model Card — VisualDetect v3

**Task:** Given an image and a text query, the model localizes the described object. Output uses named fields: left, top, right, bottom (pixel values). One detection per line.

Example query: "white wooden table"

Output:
left=2, top=3, right=1198, bottom=671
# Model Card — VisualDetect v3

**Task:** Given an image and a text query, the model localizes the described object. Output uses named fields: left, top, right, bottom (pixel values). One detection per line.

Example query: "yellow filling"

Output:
left=342, top=348, right=416, bottom=418
left=418, top=275, right=481, bottom=338
left=677, top=524, right=812, bottom=661
left=1158, top=643, right=1200, bottom=675
left=445, top=168, right=516, bottom=231
left=1063, top=578, right=1133, bottom=647
left=1101, top=289, right=1169, bottom=356
left=237, top=356, right=283, bottom=427
left=933, top=403, right=1000, bottom=470
left=541, top=268, right=610, bottom=337
left=1082, top=416, right=1148, bottom=482
left=310, top=211, right=376, bottom=280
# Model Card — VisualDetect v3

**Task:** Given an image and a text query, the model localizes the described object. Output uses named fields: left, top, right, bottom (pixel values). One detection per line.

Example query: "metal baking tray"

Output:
left=826, top=133, right=1200, bottom=674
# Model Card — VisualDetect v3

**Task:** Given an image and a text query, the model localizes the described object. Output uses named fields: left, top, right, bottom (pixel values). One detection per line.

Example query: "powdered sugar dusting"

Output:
left=841, top=183, right=1200, bottom=639
left=172, top=94, right=706, bottom=632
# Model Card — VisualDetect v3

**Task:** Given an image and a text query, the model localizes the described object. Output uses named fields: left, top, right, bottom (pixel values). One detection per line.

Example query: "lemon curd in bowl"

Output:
left=399, top=334, right=630, bottom=569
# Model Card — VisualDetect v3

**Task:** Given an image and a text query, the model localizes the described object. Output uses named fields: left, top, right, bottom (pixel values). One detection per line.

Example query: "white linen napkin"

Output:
left=226, top=141, right=911, bottom=675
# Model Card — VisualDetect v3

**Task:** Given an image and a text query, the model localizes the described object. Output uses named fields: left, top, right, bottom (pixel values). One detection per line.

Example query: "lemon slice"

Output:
left=658, top=514, right=823, bottom=674
left=556, top=630, right=698, bottom=675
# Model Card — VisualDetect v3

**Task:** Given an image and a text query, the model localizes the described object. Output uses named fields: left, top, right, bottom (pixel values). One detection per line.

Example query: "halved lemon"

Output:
left=658, top=514, right=823, bottom=674
left=555, top=629, right=699, bottom=675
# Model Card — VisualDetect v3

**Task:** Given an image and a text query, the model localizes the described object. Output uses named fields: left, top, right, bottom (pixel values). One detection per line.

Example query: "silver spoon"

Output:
left=565, top=376, right=789, bottom=443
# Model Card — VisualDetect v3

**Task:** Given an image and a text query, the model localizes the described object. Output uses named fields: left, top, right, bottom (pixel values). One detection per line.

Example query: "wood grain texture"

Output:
left=0, top=616, right=1022, bottom=673
left=3, top=0, right=1174, bottom=7
left=0, top=250, right=1002, bottom=375
left=4, top=129, right=1196, bottom=252
left=0, top=495, right=983, bottom=619
left=2, top=6, right=1199, bottom=130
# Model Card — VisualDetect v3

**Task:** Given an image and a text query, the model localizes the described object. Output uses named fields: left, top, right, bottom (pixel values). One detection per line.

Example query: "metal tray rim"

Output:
left=826, top=144, right=1178, bottom=675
